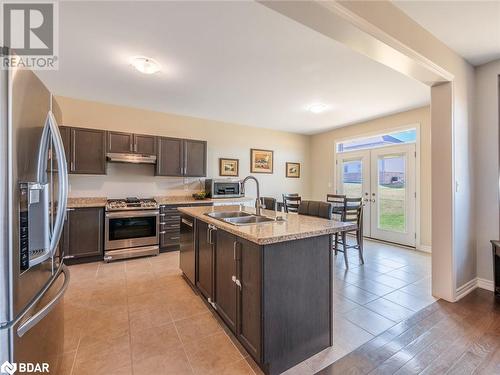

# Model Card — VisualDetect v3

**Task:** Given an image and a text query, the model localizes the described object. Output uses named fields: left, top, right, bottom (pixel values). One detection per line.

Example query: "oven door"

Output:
left=105, top=210, right=159, bottom=250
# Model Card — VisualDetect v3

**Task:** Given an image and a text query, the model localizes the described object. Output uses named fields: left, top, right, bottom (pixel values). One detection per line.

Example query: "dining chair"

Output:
left=333, top=197, right=364, bottom=268
left=298, top=201, right=333, bottom=219
left=256, top=197, right=277, bottom=211
left=326, top=194, right=346, bottom=220
left=282, top=194, right=301, bottom=213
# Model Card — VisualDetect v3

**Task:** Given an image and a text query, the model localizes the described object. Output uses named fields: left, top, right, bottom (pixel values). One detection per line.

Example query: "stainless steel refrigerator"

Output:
left=0, top=58, right=69, bottom=373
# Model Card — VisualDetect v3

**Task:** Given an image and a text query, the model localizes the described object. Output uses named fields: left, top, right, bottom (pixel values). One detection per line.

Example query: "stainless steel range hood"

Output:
left=106, top=153, right=157, bottom=164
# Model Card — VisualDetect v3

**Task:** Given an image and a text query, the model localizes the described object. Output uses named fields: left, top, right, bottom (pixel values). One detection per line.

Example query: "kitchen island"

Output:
left=177, top=205, right=355, bottom=375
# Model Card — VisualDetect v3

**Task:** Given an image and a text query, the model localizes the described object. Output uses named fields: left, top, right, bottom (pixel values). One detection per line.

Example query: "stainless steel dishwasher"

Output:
left=180, top=214, right=195, bottom=285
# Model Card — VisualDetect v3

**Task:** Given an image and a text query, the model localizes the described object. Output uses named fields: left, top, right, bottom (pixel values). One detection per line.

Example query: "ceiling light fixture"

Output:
left=307, top=103, right=330, bottom=114
left=129, top=56, right=161, bottom=74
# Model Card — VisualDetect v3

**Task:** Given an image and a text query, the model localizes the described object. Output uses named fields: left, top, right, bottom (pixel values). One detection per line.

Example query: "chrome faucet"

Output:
left=241, top=176, right=262, bottom=216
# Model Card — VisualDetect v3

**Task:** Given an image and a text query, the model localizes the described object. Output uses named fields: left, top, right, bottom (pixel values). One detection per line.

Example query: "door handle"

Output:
left=35, top=111, right=69, bottom=263
left=17, top=264, right=70, bottom=337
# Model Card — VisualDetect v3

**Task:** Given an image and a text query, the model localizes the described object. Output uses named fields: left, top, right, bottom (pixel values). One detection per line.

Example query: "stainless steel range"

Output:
left=104, top=197, right=159, bottom=262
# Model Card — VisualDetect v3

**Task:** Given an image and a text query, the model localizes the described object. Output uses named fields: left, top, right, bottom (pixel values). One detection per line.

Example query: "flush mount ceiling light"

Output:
left=307, top=103, right=330, bottom=114
left=129, top=56, right=161, bottom=74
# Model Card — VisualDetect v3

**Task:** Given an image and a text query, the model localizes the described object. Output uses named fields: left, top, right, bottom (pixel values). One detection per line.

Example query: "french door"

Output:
left=336, top=144, right=416, bottom=247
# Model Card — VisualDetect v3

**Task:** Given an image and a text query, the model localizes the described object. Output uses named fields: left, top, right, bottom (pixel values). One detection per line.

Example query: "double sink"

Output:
left=206, top=210, right=278, bottom=226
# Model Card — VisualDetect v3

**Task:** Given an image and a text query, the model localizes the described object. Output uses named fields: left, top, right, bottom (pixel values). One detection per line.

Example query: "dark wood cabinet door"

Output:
left=156, top=137, right=183, bottom=176
left=59, top=126, right=71, bottom=166
left=107, top=131, right=134, bottom=154
left=70, top=128, right=106, bottom=174
left=66, top=207, right=104, bottom=259
left=184, top=139, right=207, bottom=177
left=134, top=134, right=156, bottom=155
left=196, top=220, right=214, bottom=301
left=215, top=230, right=238, bottom=333
left=237, top=238, right=262, bottom=361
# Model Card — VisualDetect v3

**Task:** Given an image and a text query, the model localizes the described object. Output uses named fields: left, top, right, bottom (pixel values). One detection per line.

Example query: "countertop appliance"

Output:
left=0, top=63, right=70, bottom=371
left=205, top=179, right=243, bottom=198
left=104, top=197, right=160, bottom=261
left=179, top=214, right=195, bottom=285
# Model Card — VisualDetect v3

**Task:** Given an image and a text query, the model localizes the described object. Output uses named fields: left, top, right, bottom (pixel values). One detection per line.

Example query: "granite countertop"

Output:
left=67, top=196, right=254, bottom=208
left=154, top=196, right=254, bottom=205
left=178, top=205, right=357, bottom=245
left=67, top=197, right=107, bottom=208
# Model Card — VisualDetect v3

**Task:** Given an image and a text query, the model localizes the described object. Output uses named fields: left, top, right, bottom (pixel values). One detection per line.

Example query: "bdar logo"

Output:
left=0, top=361, right=17, bottom=375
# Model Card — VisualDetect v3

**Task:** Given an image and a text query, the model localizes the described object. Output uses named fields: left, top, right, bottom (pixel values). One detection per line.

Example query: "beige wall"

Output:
left=310, top=106, right=431, bottom=248
left=474, top=59, right=500, bottom=286
left=54, top=96, right=311, bottom=200
left=336, top=1, right=476, bottom=298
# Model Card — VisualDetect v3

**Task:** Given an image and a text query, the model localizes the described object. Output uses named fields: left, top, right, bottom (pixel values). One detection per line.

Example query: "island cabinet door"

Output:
left=196, top=220, right=215, bottom=302
left=215, top=230, right=238, bottom=333
left=236, top=238, right=262, bottom=362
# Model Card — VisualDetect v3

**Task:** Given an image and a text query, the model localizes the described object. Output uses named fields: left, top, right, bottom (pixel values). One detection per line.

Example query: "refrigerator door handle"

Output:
left=16, top=264, right=70, bottom=337
left=36, top=110, right=69, bottom=259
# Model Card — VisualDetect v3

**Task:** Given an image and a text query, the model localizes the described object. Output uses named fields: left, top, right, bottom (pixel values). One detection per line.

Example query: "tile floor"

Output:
left=58, top=239, right=433, bottom=375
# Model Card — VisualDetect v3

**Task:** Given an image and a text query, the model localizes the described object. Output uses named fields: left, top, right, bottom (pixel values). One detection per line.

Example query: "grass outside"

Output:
left=343, top=183, right=405, bottom=232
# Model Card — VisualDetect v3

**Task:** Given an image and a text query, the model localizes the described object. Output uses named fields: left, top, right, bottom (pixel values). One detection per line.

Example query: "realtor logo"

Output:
left=1, top=1, right=58, bottom=69
left=0, top=361, right=17, bottom=375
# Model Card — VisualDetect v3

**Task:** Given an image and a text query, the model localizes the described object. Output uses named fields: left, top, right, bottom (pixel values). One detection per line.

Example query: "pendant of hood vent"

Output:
left=129, top=56, right=161, bottom=74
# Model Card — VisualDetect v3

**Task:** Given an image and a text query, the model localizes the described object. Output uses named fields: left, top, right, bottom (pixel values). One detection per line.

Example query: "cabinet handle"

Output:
left=233, top=241, right=237, bottom=260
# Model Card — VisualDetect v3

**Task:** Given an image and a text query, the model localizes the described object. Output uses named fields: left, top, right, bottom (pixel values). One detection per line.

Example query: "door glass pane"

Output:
left=342, top=159, right=362, bottom=198
left=377, top=154, right=406, bottom=232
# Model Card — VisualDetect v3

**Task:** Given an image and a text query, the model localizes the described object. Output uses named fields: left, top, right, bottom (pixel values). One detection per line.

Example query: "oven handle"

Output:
left=105, top=210, right=159, bottom=219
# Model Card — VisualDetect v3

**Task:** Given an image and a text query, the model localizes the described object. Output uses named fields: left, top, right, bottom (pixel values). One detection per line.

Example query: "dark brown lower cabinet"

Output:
left=213, top=229, right=262, bottom=361
left=236, top=237, right=261, bottom=361
left=196, top=220, right=215, bottom=302
left=194, top=222, right=332, bottom=375
left=214, top=230, right=238, bottom=333
left=62, top=207, right=104, bottom=264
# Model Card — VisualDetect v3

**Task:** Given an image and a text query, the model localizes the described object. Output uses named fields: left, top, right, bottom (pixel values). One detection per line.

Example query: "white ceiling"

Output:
left=394, top=1, right=500, bottom=66
left=37, top=1, right=429, bottom=135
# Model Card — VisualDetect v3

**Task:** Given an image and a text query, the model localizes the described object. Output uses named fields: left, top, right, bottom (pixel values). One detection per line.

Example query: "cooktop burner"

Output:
left=106, top=197, right=158, bottom=211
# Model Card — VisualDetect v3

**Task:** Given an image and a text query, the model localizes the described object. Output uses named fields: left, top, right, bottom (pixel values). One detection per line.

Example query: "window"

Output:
left=337, top=129, right=416, bottom=153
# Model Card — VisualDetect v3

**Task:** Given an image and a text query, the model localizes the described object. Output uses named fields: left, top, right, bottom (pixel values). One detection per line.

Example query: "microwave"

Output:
left=205, top=179, right=243, bottom=198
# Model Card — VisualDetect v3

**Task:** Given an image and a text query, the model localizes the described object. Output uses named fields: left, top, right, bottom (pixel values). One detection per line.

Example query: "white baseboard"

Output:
left=455, top=277, right=495, bottom=301
left=455, top=278, right=477, bottom=301
left=477, top=278, right=495, bottom=292
left=416, top=244, right=432, bottom=253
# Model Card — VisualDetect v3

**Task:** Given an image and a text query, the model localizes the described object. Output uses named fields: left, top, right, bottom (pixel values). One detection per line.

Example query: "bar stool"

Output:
left=282, top=194, right=301, bottom=213
left=257, top=197, right=277, bottom=211
left=333, top=197, right=364, bottom=268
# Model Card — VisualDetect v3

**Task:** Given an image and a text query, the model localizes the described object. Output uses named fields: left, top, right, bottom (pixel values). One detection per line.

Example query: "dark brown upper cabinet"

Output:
left=184, top=139, right=207, bottom=177
left=107, top=131, right=134, bottom=154
left=60, top=126, right=106, bottom=175
left=156, top=137, right=206, bottom=177
left=134, top=134, right=156, bottom=155
left=107, top=131, right=156, bottom=155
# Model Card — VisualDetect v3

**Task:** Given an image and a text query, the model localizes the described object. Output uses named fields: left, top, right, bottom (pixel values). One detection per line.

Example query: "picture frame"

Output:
left=250, top=149, right=274, bottom=174
left=219, top=158, right=239, bottom=177
left=286, top=162, right=300, bottom=178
